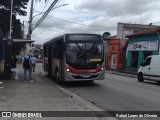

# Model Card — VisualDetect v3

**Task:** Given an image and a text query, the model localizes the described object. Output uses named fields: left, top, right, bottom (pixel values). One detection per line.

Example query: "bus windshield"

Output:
left=66, top=42, right=103, bottom=64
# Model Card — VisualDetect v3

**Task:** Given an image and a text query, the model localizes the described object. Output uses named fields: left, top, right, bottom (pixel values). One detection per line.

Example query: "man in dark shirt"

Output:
left=11, top=55, right=19, bottom=80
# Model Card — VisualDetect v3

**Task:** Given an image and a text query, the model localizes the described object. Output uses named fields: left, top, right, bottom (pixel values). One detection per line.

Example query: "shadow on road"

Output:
left=43, top=75, right=102, bottom=88
left=141, top=81, right=160, bottom=86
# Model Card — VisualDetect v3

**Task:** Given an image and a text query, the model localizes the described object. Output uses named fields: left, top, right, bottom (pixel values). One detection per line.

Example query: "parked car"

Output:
left=137, top=55, right=160, bottom=84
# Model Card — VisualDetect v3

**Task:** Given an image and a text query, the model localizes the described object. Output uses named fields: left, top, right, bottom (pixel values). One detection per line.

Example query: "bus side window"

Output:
left=58, top=44, right=63, bottom=59
left=44, top=46, right=48, bottom=57
left=52, top=45, right=58, bottom=58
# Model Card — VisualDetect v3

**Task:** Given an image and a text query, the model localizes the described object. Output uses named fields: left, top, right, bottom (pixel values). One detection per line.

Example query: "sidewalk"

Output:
left=0, top=64, right=117, bottom=120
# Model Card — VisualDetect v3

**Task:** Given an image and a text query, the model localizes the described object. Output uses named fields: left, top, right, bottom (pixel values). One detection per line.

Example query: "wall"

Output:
left=107, top=39, right=127, bottom=70
left=126, top=34, right=160, bottom=69
left=117, top=23, right=158, bottom=40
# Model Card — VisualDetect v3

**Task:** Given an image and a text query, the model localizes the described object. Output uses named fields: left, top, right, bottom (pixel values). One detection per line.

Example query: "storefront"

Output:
left=126, top=27, right=160, bottom=69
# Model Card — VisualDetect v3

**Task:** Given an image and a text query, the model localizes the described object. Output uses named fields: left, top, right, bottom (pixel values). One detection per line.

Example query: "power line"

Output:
left=41, top=0, right=50, bottom=12
left=33, top=0, right=59, bottom=31
left=49, top=16, right=116, bottom=28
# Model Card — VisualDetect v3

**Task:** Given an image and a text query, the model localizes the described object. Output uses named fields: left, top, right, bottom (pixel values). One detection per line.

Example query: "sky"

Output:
left=18, top=0, right=160, bottom=44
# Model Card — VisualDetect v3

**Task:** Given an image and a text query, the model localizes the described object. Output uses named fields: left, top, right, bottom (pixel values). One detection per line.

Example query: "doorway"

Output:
left=131, top=51, right=138, bottom=68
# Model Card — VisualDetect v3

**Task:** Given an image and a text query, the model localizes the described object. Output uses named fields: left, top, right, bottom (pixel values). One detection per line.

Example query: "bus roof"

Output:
left=43, top=33, right=101, bottom=46
left=43, top=35, right=64, bottom=46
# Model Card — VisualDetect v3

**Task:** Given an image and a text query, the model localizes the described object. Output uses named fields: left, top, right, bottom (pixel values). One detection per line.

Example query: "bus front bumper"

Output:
left=64, top=70, right=105, bottom=81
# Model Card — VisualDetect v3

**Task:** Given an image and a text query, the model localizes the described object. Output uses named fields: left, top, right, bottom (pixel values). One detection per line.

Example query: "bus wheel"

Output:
left=137, top=73, right=144, bottom=82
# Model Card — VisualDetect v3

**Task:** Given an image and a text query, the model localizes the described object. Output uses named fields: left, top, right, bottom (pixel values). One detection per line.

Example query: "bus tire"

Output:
left=137, top=73, right=144, bottom=82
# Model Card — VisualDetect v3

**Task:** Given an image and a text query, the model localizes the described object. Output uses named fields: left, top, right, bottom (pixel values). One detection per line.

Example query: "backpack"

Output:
left=23, top=56, right=31, bottom=69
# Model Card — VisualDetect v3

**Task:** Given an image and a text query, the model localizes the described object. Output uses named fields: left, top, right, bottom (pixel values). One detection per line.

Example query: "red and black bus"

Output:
left=43, top=33, right=105, bottom=82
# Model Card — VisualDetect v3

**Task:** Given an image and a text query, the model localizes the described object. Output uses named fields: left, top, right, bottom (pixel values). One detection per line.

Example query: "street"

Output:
left=1, top=63, right=160, bottom=120
left=34, top=64, right=160, bottom=111
left=0, top=64, right=116, bottom=120
left=59, top=72, right=160, bottom=111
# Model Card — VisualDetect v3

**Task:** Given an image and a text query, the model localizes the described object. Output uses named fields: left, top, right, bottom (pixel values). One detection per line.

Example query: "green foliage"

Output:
left=0, top=0, right=29, bottom=16
left=0, top=0, right=29, bottom=38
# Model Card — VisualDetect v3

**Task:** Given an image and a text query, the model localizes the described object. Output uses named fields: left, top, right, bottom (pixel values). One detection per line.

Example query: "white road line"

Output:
left=0, top=87, right=4, bottom=89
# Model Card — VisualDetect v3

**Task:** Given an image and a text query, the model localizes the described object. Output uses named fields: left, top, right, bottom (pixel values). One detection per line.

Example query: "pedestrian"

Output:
left=11, top=54, right=19, bottom=80
left=31, top=55, right=37, bottom=72
left=23, top=53, right=33, bottom=82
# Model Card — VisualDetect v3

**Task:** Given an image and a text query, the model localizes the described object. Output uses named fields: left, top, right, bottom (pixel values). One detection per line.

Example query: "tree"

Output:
left=102, top=32, right=111, bottom=41
left=0, top=0, right=30, bottom=38
left=0, top=0, right=29, bottom=16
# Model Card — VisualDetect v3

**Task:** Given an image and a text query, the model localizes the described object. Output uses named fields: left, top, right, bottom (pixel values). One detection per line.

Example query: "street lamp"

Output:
left=9, top=0, right=13, bottom=39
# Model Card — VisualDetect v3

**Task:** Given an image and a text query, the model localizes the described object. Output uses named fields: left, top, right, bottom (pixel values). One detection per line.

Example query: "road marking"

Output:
left=0, top=81, right=3, bottom=84
left=0, top=87, right=4, bottom=89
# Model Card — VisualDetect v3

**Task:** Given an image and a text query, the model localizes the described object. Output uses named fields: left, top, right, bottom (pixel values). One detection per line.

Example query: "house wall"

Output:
left=126, top=34, right=160, bottom=69
left=20, top=43, right=32, bottom=56
left=117, top=23, right=158, bottom=40
left=108, top=39, right=127, bottom=70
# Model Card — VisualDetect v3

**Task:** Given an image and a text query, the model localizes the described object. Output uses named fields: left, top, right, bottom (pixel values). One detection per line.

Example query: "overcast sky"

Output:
left=19, top=0, right=160, bottom=44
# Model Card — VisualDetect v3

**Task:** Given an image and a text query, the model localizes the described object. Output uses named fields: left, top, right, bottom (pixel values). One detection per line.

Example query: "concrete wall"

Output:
left=126, top=34, right=160, bottom=69
left=117, top=22, right=158, bottom=40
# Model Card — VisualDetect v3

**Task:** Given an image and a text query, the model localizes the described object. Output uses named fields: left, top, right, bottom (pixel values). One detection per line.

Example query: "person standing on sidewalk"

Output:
left=11, top=54, right=19, bottom=80
left=31, top=55, right=37, bottom=72
left=23, top=53, right=33, bottom=82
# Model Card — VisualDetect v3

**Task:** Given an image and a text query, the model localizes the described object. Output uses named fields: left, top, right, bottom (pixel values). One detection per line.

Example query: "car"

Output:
left=137, top=55, right=160, bottom=84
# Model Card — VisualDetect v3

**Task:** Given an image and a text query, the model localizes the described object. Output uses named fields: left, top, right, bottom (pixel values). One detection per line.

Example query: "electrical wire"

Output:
left=49, top=16, right=116, bottom=28
left=33, top=0, right=59, bottom=30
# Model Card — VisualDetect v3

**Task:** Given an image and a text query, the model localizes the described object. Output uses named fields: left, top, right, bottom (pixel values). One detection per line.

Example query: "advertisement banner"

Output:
left=128, top=40, right=159, bottom=51
left=111, top=54, right=117, bottom=69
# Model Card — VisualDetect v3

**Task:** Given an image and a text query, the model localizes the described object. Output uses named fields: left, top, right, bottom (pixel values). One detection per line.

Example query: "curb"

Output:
left=106, top=70, right=137, bottom=78
left=109, top=72, right=137, bottom=78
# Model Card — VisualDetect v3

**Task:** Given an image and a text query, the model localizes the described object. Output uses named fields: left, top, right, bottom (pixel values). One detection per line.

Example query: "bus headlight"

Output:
left=101, top=67, right=104, bottom=71
left=66, top=68, right=70, bottom=72
left=65, top=64, right=70, bottom=72
left=101, top=62, right=105, bottom=71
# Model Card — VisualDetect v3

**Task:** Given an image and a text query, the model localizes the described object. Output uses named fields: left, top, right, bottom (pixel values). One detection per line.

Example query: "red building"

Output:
left=107, top=36, right=127, bottom=70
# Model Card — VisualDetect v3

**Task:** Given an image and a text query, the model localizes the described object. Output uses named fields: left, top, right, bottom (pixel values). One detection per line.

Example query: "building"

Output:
left=117, top=22, right=158, bottom=40
left=107, top=36, right=127, bottom=70
left=13, top=39, right=35, bottom=55
left=106, top=22, right=159, bottom=70
left=126, top=27, right=160, bottom=69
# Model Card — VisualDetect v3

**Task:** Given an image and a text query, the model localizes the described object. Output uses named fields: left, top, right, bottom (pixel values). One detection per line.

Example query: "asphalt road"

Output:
left=59, top=72, right=160, bottom=111
left=35, top=64, right=160, bottom=111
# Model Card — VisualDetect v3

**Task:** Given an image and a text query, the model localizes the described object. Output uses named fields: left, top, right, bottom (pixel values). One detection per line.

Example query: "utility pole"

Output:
left=9, top=0, right=13, bottom=39
left=28, top=0, right=34, bottom=40
left=22, top=21, right=25, bottom=38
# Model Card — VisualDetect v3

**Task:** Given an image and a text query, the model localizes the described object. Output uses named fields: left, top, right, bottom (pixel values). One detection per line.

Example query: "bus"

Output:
left=43, top=33, right=105, bottom=82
